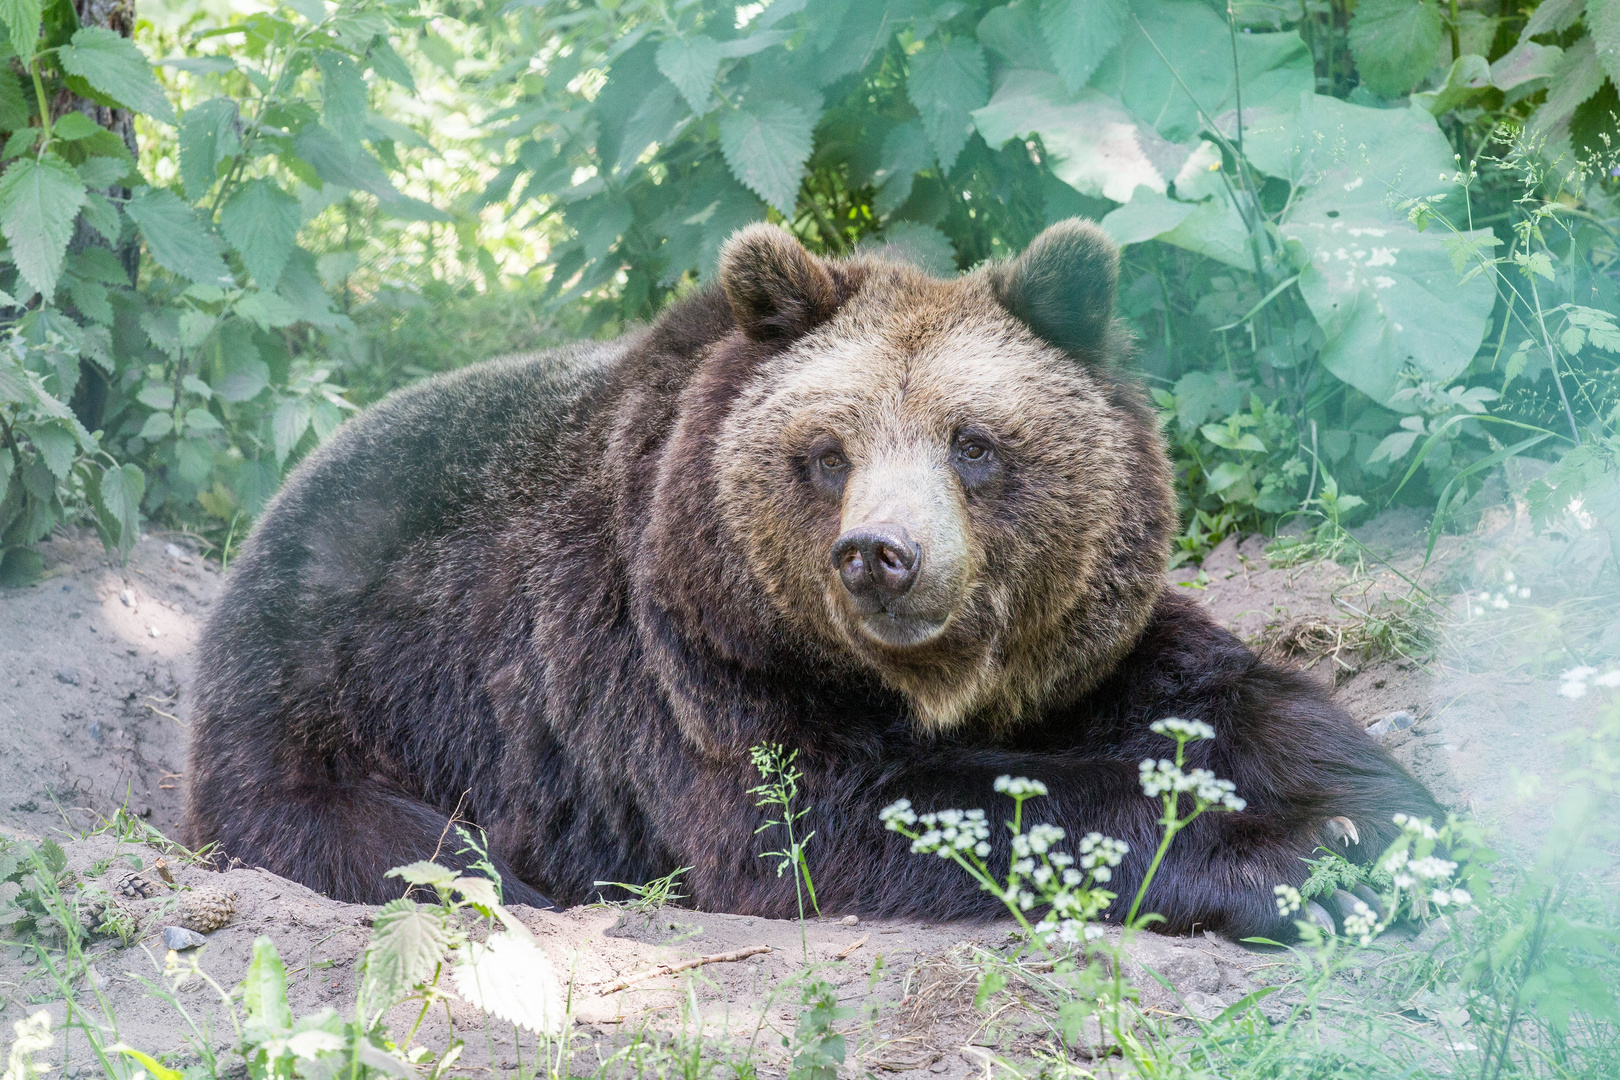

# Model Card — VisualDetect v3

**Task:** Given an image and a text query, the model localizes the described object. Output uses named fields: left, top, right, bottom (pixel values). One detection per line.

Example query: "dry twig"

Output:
left=833, top=933, right=869, bottom=960
left=600, top=945, right=771, bottom=993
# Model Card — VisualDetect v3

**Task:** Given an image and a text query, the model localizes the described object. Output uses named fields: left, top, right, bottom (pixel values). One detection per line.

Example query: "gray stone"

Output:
left=163, top=925, right=207, bottom=950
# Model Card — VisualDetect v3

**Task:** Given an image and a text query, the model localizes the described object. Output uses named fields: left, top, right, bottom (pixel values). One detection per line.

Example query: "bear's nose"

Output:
left=832, top=524, right=919, bottom=599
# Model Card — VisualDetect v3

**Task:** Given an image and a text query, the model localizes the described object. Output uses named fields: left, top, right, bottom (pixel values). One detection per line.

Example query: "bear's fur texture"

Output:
left=186, top=220, right=1440, bottom=939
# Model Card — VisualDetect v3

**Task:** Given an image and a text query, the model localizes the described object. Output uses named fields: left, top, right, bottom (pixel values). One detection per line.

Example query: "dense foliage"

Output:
left=0, top=0, right=1616, bottom=584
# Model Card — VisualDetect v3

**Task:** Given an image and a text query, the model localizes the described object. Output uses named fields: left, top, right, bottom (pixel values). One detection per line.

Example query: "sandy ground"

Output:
left=1, top=510, right=1613, bottom=1073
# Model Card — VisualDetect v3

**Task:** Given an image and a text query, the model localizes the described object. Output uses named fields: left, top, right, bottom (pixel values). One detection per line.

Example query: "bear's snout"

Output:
left=832, top=523, right=919, bottom=600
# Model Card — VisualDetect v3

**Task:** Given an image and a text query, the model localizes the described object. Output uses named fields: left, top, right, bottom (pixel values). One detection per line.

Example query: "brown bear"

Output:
left=185, top=219, right=1439, bottom=939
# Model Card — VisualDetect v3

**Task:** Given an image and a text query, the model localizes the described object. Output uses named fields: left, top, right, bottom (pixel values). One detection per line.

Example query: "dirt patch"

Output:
left=1, top=513, right=1612, bottom=1070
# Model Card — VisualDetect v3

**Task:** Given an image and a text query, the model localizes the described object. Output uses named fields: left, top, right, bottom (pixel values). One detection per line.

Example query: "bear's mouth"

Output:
left=854, top=609, right=951, bottom=648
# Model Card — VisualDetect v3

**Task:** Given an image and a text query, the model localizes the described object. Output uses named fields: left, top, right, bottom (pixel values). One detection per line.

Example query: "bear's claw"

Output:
left=1323, top=815, right=1360, bottom=847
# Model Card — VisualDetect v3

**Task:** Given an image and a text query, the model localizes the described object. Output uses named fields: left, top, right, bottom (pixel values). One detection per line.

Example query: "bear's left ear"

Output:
left=989, top=219, right=1120, bottom=361
left=719, top=224, right=840, bottom=343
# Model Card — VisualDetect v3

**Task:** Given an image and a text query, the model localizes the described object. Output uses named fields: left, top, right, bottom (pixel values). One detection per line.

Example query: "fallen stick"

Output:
left=600, top=945, right=772, bottom=993
left=833, top=934, right=869, bottom=960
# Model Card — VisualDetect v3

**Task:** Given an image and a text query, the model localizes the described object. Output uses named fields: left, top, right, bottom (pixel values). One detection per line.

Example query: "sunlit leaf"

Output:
left=58, top=27, right=176, bottom=125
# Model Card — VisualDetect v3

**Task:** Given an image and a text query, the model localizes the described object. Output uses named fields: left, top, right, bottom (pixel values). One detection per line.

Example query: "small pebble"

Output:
left=163, top=926, right=207, bottom=950
left=148, top=626, right=161, bottom=638
left=88, top=721, right=102, bottom=743
left=1366, top=710, right=1416, bottom=740
left=165, top=543, right=184, bottom=559
left=86, top=963, right=108, bottom=990
left=121, top=589, right=135, bottom=607
left=840, top=914, right=859, bottom=926
left=54, top=667, right=80, bottom=685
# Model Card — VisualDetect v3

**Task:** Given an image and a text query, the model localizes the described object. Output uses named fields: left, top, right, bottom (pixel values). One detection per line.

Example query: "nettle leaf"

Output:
left=124, top=188, right=232, bottom=286
left=0, top=0, right=41, bottom=61
left=24, top=420, right=75, bottom=479
left=1347, top=0, right=1445, bottom=98
left=318, top=51, right=368, bottom=145
left=0, top=66, right=29, bottom=130
left=179, top=98, right=240, bottom=202
left=242, top=935, right=293, bottom=1029
left=272, top=398, right=313, bottom=462
left=656, top=34, right=723, bottom=114
left=93, top=462, right=144, bottom=557
left=1040, top=0, right=1128, bottom=93
left=906, top=37, right=988, bottom=173
left=58, top=27, right=176, bottom=126
left=977, top=5, right=1053, bottom=72
left=77, top=156, right=131, bottom=189
left=51, top=112, right=101, bottom=140
left=0, top=156, right=87, bottom=301
left=361, top=899, right=452, bottom=1007
left=873, top=120, right=932, bottom=216
left=220, top=179, right=300, bottom=288
left=719, top=99, right=815, bottom=216
left=1593, top=0, right=1620, bottom=86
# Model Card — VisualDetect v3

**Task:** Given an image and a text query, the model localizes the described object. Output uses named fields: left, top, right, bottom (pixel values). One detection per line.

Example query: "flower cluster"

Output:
left=1342, top=897, right=1380, bottom=945
left=1149, top=718, right=1216, bottom=741
left=1138, top=759, right=1247, bottom=811
left=884, top=804, right=994, bottom=859
left=1273, top=884, right=1303, bottom=917
left=993, top=775, right=1049, bottom=797
left=1376, top=813, right=1475, bottom=922
left=1559, top=666, right=1620, bottom=699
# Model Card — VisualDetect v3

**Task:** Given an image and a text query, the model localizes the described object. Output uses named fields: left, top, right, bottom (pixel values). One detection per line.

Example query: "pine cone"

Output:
left=178, top=889, right=236, bottom=933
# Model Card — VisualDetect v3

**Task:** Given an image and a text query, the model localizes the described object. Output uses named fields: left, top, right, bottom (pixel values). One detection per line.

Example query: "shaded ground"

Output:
left=1, top=509, right=1613, bottom=1073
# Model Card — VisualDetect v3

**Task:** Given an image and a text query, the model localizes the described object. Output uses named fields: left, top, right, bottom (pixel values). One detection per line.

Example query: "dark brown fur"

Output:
left=185, top=221, right=1439, bottom=938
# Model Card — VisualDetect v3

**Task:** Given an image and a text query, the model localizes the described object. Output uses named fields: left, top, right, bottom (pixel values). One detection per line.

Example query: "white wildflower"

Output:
left=1150, top=718, right=1216, bottom=741
left=994, top=776, right=1048, bottom=797
left=1596, top=670, right=1620, bottom=688
left=1273, top=884, right=1302, bottom=917
left=879, top=799, right=917, bottom=829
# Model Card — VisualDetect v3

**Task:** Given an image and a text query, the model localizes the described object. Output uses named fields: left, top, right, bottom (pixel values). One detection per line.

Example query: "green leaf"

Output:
left=58, top=27, right=176, bottom=126
left=1090, top=0, right=1313, bottom=142
left=361, top=899, right=452, bottom=1008
left=657, top=34, right=723, bottom=114
left=974, top=70, right=1168, bottom=202
left=124, top=188, right=231, bottom=286
left=220, top=179, right=300, bottom=288
left=1528, top=36, right=1606, bottom=145
left=977, top=5, right=1052, bottom=72
left=138, top=412, right=173, bottom=440
left=1593, top=0, right=1620, bottom=86
left=870, top=221, right=956, bottom=275
left=719, top=99, right=815, bottom=216
left=1346, top=0, right=1445, bottom=98
left=24, top=420, right=75, bottom=479
left=0, top=66, right=29, bottom=130
left=1412, top=52, right=1492, bottom=115
left=1040, top=0, right=1128, bottom=93
left=136, top=384, right=174, bottom=411
left=1489, top=40, right=1563, bottom=91
left=907, top=37, right=988, bottom=172
left=0, top=0, right=40, bottom=61
left=76, top=156, right=132, bottom=189
left=1, top=128, right=38, bottom=161
left=179, top=98, right=240, bottom=202
left=51, top=112, right=102, bottom=141
left=367, top=39, right=416, bottom=92
left=106, top=1046, right=181, bottom=1080
left=1099, top=185, right=1194, bottom=246
left=0, top=156, right=87, bottom=301
left=243, top=935, right=293, bottom=1029
left=873, top=120, right=932, bottom=216
left=1259, top=95, right=1497, bottom=405
left=92, top=462, right=144, bottom=557
left=318, top=51, right=367, bottom=145
left=0, top=548, right=45, bottom=587
left=272, top=398, right=312, bottom=462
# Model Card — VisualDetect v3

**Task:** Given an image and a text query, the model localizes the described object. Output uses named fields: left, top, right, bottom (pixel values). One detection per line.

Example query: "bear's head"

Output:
left=640, top=220, right=1176, bottom=742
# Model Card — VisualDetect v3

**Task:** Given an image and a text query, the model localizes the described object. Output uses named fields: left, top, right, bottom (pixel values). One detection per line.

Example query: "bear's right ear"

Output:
left=719, top=224, right=840, bottom=343
left=989, top=219, right=1120, bottom=361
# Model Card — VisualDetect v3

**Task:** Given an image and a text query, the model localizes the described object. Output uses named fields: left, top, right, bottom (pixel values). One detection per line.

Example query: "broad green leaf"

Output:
left=1040, top=0, right=1128, bottom=93
left=76, top=156, right=132, bottom=189
left=179, top=98, right=240, bottom=202
left=124, top=188, right=231, bottom=286
left=0, top=156, right=87, bottom=301
left=272, top=398, right=313, bottom=462
left=1, top=127, right=38, bottom=161
left=1091, top=0, right=1313, bottom=141
left=974, top=70, right=1168, bottom=202
left=318, top=52, right=367, bottom=145
left=657, top=34, right=722, bottom=114
left=1100, top=185, right=1194, bottom=246
left=719, top=99, right=815, bottom=216
left=873, top=120, right=932, bottom=216
left=367, top=39, right=416, bottom=92
left=0, top=548, right=45, bottom=586
left=243, top=935, right=293, bottom=1029
left=1159, top=186, right=1256, bottom=270
left=136, top=384, right=174, bottom=411
left=51, top=112, right=101, bottom=140
left=1346, top=0, right=1445, bottom=98
left=138, top=412, right=174, bottom=440
left=58, top=28, right=176, bottom=125
left=0, top=0, right=40, bottom=60
left=610, top=82, right=688, bottom=175
left=0, top=66, right=28, bottom=130
left=977, top=5, right=1052, bottom=72
left=907, top=37, right=988, bottom=172
left=24, top=421, right=75, bottom=479
left=234, top=289, right=302, bottom=330
left=93, top=462, right=144, bottom=557
left=69, top=279, right=113, bottom=324
left=1412, top=54, right=1492, bottom=115
left=1489, top=40, right=1562, bottom=91
left=361, top=899, right=452, bottom=1007
left=1593, top=0, right=1620, bottom=86
left=1258, top=95, right=1497, bottom=405
left=384, top=861, right=458, bottom=887
left=220, top=179, right=300, bottom=288
left=1528, top=36, right=1605, bottom=145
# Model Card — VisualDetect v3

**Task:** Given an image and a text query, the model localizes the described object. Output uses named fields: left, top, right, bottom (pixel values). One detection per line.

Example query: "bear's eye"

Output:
left=950, top=429, right=1003, bottom=492
left=818, top=450, right=848, bottom=471
left=958, top=439, right=989, bottom=462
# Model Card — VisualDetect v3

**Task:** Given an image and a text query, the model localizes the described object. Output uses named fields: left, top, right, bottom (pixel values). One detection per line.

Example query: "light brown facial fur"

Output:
left=713, top=223, right=1176, bottom=730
